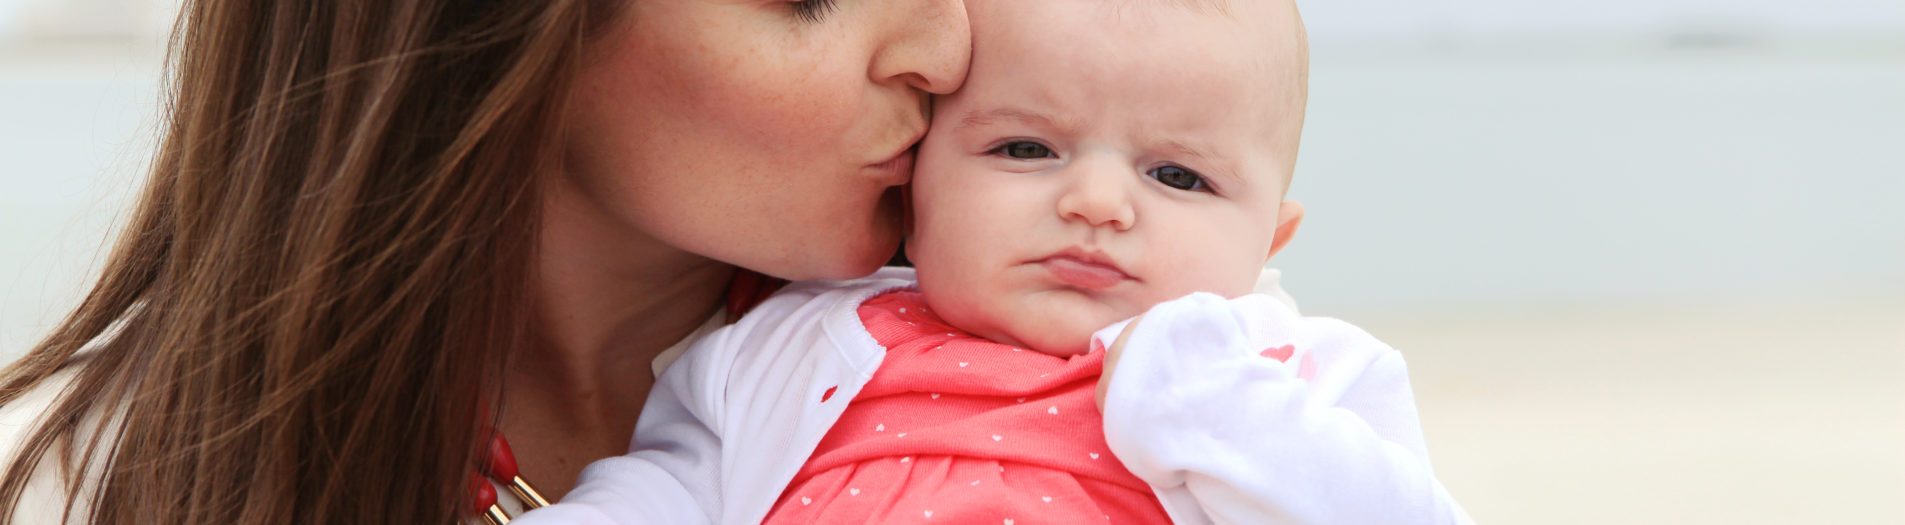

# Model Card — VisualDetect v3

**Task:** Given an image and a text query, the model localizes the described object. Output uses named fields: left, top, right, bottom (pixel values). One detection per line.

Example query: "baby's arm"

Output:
left=1095, top=293, right=1473, bottom=525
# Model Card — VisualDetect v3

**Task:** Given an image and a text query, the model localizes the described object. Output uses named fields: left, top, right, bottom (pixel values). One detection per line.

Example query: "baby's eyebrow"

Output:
left=957, top=107, right=1078, bottom=133
left=1158, top=139, right=1217, bottom=165
left=1155, top=138, right=1246, bottom=187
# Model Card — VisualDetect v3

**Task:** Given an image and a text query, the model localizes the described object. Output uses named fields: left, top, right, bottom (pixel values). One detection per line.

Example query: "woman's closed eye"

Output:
left=1149, top=165, right=1210, bottom=192
left=790, top=0, right=839, bottom=23
left=988, top=140, right=1056, bottom=160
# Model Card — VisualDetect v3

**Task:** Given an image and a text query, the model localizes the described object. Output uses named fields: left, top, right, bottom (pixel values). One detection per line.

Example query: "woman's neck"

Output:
left=503, top=178, right=734, bottom=498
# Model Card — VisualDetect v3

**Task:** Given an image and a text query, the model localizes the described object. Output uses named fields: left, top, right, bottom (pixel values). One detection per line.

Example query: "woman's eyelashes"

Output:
left=790, top=0, right=838, bottom=23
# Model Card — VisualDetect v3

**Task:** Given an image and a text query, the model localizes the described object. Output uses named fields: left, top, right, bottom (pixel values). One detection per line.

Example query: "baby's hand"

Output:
left=1091, top=291, right=1309, bottom=413
left=1094, top=313, right=1143, bottom=412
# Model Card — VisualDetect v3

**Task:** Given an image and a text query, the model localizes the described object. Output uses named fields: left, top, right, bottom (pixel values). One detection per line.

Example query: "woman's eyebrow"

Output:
left=957, top=106, right=1079, bottom=133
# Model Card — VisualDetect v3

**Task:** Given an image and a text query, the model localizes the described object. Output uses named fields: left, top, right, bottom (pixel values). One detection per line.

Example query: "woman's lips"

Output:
left=867, top=146, right=916, bottom=185
left=1040, top=256, right=1130, bottom=290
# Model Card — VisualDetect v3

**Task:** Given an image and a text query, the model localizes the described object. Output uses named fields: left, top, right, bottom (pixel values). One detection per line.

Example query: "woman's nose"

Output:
left=1055, top=164, right=1136, bottom=231
left=869, top=0, right=972, bottom=95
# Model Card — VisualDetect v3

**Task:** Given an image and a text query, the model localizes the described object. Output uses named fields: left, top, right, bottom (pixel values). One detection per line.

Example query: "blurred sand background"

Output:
left=2, top=0, right=1901, bottom=523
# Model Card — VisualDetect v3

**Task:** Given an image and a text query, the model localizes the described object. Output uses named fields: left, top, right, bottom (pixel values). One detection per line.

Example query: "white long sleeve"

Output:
left=1095, top=293, right=1473, bottom=525
left=507, top=323, right=732, bottom=525
left=512, top=272, right=910, bottom=525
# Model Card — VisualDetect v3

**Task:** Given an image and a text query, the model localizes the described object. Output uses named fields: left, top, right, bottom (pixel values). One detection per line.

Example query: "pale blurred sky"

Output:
left=1, top=0, right=1903, bottom=40
left=1297, top=0, right=1905, bottom=36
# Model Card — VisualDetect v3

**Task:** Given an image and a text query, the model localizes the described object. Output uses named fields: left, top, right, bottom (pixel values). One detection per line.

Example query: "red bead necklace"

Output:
left=471, top=431, right=548, bottom=523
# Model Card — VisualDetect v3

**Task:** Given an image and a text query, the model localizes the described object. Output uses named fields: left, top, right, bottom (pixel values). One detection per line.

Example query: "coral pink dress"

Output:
left=761, top=291, right=1170, bottom=524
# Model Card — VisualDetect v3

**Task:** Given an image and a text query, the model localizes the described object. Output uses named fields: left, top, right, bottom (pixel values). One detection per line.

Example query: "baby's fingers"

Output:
left=1095, top=313, right=1143, bottom=412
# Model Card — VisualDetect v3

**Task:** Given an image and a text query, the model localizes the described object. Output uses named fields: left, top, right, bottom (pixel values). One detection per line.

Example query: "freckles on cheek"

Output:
left=658, top=48, right=840, bottom=147
left=741, top=61, right=861, bottom=146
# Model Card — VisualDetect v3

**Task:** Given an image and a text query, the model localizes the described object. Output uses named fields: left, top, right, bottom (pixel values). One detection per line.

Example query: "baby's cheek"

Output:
left=1150, top=231, right=1268, bottom=298
left=1147, top=261, right=1259, bottom=302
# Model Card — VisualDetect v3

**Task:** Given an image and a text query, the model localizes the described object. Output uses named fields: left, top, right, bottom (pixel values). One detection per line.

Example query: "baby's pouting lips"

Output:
left=1030, top=247, right=1134, bottom=291
left=1039, top=256, right=1129, bottom=290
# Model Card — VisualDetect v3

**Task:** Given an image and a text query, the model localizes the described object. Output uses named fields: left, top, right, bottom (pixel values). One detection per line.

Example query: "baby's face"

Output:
left=907, top=0, right=1310, bottom=356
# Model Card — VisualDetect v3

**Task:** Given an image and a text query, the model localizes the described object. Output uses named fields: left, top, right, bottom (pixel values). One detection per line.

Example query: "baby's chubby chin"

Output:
left=1007, top=323, right=1099, bottom=358
left=965, top=301, right=1132, bottom=358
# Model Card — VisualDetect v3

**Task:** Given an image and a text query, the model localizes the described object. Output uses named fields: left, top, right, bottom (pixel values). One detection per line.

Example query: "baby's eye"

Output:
left=1149, top=165, right=1209, bottom=192
left=989, top=141, right=1054, bottom=160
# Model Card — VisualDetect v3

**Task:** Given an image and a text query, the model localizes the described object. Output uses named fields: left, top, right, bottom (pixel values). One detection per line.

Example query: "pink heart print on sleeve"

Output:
left=1259, top=344, right=1318, bottom=381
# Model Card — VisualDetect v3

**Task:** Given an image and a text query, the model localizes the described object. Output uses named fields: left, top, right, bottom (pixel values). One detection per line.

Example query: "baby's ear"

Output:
left=1264, top=200, right=1305, bottom=262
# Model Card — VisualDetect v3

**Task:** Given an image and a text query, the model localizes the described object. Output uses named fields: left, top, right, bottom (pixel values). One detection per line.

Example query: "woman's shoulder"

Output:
left=0, top=359, right=82, bottom=456
left=771, top=266, right=917, bottom=303
left=667, top=268, right=917, bottom=383
left=732, top=267, right=919, bottom=337
left=0, top=361, right=100, bottom=523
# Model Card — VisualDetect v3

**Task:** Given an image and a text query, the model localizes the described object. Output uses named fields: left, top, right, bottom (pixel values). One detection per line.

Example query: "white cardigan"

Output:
left=517, top=268, right=1472, bottom=524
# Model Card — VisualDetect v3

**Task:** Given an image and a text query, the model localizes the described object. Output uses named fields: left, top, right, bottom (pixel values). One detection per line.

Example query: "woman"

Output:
left=0, top=0, right=969, bottom=522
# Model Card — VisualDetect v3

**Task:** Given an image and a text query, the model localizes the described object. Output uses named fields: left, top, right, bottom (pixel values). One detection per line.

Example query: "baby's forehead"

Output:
left=961, top=0, right=1308, bottom=152
left=1102, top=0, right=1243, bottom=18
left=973, top=0, right=1307, bottom=92
left=1068, top=0, right=1304, bottom=46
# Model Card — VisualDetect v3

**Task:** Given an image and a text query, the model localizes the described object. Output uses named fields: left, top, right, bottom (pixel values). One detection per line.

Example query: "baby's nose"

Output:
left=1055, top=165, right=1135, bottom=230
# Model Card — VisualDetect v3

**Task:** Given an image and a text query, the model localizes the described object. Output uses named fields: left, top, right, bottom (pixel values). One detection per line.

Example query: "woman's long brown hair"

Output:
left=0, top=0, right=608, bottom=521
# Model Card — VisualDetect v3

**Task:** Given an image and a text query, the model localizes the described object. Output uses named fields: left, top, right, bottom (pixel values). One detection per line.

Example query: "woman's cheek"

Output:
left=744, top=61, right=863, bottom=149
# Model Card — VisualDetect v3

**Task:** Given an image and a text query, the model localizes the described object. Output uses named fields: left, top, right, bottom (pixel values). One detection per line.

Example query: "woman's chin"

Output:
left=784, top=232, right=901, bottom=282
left=840, top=195, right=907, bottom=275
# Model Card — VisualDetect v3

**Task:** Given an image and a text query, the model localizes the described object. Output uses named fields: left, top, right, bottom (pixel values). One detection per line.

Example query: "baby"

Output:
left=521, top=0, right=1470, bottom=523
